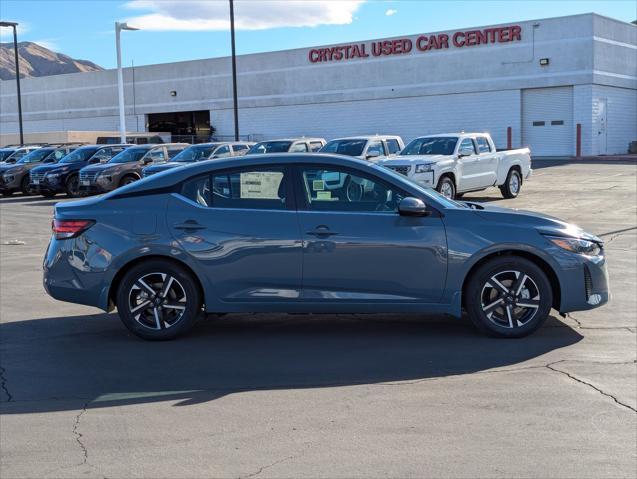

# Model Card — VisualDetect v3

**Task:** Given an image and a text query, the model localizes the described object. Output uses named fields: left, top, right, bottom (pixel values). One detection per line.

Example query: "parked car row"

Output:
left=1, top=132, right=532, bottom=200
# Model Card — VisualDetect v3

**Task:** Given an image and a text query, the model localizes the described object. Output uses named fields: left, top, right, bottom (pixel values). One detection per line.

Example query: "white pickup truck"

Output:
left=380, top=133, right=531, bottom=199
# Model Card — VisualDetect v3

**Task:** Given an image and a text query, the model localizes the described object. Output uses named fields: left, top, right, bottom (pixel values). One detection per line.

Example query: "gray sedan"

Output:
left=43, top=154, right=609, bottom=340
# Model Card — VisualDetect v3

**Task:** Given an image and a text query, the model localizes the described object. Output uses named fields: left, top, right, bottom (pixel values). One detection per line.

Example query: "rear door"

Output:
left=166, top=165, right=303, bottom=303
left=294, top=164, right=447, bottom=304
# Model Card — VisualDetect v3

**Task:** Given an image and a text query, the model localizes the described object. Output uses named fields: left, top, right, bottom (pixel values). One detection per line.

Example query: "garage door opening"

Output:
left=522, top=87, right=574, bottom=157
left=147, top=110, right=212, bottom=143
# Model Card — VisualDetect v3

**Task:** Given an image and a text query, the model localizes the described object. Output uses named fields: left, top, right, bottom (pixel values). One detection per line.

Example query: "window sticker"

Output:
left=316, top=191, right=332, bottom=200
left=313, top=180, right=325, bottom=191
left=240, top=172, right=283, bottom=199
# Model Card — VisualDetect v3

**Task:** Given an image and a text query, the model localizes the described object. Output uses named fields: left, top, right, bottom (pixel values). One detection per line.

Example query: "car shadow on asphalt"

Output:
left=0, top=312, right=582, bottom=414
left=0, top=196, right=58, bottom=204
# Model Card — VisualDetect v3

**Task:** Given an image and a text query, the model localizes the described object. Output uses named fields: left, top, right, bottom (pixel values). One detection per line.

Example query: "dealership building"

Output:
left=0, top=13, right=635, bottom=156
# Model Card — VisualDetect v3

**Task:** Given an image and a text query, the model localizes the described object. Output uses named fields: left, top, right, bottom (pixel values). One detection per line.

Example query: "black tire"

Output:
left=20, top=176, right=32, bottom=195
left=500, top=168, right=522, bottom=199
left=455, top=193, right=465, bottom=199
left=2, top=191, right=13, bottom=197
left=465, top=256, right=552, bottom=338
left=436, top=175, right=456, bottom=199
left=119, top=175, right=138, bottom=187
left=116, top=260, right=202, bottom=340
left=66, top=175, right=80, bottom=198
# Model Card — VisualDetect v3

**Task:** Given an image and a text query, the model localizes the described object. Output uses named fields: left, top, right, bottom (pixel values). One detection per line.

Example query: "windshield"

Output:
left=373, top=163, right=464, bottom=209
left=6, top=149, right=30, bottom=160
left=400, top=137, right=458, bottom=156
left=320, top=139, right=367, bottom=157
left=109, top=147, right=149, bottom=163
left=60, top=147, right=99, bottom=163
left=0, top=150, right=15, bottom=161
left=171, top=144, right=218, bottom=163
left=17, top=148, right=55, bottom=164
left=43, top=147, right=72, bottom=163
left=248, top=141, right=292, bottom=154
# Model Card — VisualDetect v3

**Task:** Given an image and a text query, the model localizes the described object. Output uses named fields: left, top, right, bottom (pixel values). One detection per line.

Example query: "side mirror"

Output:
left=458, top=147, right=474, bottom=157
left=88, top=157, right=100, bottom=164
left=5, top=159, right=16, bottom=164
left=398, top=197, right=430, bottom=217
left=142, top=157, right=153, bottom=164
left=366, top=150, right=381, bottom=160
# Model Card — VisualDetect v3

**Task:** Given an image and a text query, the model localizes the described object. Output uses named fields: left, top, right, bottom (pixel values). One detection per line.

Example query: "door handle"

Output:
left=306, top=225, right=338, bottom=237
left=173, top=220, right=206, bottom=231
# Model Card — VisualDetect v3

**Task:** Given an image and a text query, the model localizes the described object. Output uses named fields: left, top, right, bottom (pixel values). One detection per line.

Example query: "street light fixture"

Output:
left=0, top=20, right=24, bottom=144
left=115, top=21, right=140, bottom=143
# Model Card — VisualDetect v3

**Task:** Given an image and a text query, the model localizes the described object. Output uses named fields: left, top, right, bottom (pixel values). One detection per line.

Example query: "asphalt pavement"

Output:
left=0, top=160, right=635, bottom=478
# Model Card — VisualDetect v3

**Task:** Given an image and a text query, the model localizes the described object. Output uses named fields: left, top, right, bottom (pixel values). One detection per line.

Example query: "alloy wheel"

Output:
left=128, top=272, right=188, bottom=330
left=439, top=180, right=454, bottom=199
left=509, top=172, right=520, bottom=195
left=480, top=270, right=540, bottom=329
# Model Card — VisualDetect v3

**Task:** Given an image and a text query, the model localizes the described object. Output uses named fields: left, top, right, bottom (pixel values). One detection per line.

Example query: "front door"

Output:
left=295, top=164, right=447, bottom=304
left=166, top=165, right=303, bottom=303
left=457, top=138, right=483, bottom=191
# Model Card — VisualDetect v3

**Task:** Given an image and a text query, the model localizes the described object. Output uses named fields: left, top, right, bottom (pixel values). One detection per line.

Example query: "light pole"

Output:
left=229, top=0, right=239, bottom=141
left=115, top=22, right=139, bottom=143
left=0, top=21, right=24, bottom=144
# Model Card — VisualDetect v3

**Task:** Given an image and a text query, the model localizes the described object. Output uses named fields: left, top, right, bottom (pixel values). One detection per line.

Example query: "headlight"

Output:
left=546, top=235, right=601, bottom=256
left=97, top=173, right=112, bottom=183
left=3, top=174, right=15, bottom=181
left=415, top=164, right=433, bottom=173
left=46, top=172, right=61, bottom=178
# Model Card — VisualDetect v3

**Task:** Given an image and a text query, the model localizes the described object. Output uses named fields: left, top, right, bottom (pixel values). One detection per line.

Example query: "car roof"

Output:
left=256, top=138, right=325, bottom=143
left=329, top=135, right=402, bottom=141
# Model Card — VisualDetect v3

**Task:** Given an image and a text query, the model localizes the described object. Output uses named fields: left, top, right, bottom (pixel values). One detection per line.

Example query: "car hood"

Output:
left=81, top=163, right=126, bottom=174
left=145, top=162, right=184, bottom=172
left=467, top=202, right=602, bottom=243
left=32, top=163, right=74, bottom=174
left=380, top=154, right=451, bottom=165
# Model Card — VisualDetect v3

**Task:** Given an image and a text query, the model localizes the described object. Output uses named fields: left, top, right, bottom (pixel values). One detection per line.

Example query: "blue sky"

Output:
left=2, top=0, right=635, bottom=69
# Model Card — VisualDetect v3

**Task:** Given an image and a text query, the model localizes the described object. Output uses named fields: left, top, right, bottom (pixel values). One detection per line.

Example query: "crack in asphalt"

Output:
left=73, top=400, right=91, bottom=465
left=546, top=361, right=637, bottom=413
left=239, top=452, right=304, bottom=478
left=0, top=366, right=12, bottom=402
left=565, top=313, right=635, bottom=333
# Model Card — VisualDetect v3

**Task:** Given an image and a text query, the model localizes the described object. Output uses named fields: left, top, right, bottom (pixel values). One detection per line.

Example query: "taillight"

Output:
left=52, top=219, right=95, bottom=239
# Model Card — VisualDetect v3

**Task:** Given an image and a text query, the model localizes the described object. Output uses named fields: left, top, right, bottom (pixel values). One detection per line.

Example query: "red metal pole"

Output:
left=507, top=127, right=512, bottom=150
left=576, top=123, right=581, bottom=157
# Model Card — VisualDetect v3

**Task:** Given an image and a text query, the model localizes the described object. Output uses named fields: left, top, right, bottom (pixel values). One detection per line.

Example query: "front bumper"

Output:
left=560, top=252, right=610, bottom=313
left=78, top=182, right=111, bottom=195
left=0, top=175, right=21, bottom=191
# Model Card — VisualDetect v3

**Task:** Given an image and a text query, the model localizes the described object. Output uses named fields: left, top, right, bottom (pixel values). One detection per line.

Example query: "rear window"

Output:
left=386, top=139, right=401, bottom=154
left=476, top=137, right=491, bottom=153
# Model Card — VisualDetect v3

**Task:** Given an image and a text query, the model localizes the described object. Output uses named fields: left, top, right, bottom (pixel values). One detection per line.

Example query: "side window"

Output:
left=289, top=142, right=308, bottom=152
left=211, top=167, right=287, bottom=210
left=148, top=149, right=166, bottom=162
left=300, top=166, right=406, bottom=213
left=385, top=139, right=401, bottom=155
left=167, top=147, right=183, bottom=159
left=92, top=149, right=111, bottom=162
left=309, top=141, right=323, bottom=152
left=233, top=144, right=249, bottom=154
left=459, top=138, right=476, bottom=155
left=213, top=145, right=232, bottom=158
left=366, top=141, right=385, bottom=157
left=476, top=137, right=491, bottom=153
left=110, top=147, right=126, bottom=157
left=181, top=175, right=211, bottom=207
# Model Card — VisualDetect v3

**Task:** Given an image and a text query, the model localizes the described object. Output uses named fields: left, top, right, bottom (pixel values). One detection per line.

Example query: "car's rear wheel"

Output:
left=465, top=256, right=552, bottom=338
left=116, top=260, right=202, bottom=340
left=2, top=190, right=13, bottom=197
left=500, top=169, right=522, bottom=199
left=66, top=175, right=80, bottom=197
left=436, top=175, right=456, bottom=199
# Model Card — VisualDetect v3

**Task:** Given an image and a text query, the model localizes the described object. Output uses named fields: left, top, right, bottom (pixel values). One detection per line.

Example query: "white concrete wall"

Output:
left=592, top=85, right=637, bottom=155
left=212, top=89, right=521, bottom=148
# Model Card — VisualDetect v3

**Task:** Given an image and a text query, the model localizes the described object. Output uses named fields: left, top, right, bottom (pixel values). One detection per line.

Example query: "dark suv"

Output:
left=0, top=144, right=85, bottom=196
left=30, top=145, right=131, bottom=198
left=79, top=143, right=188, bottom=195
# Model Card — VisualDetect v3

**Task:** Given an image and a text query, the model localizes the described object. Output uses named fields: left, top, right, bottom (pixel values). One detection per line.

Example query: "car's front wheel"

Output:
left=66, top=175, right=80, bottom=198
left=116, top=260, right=202, bottom=340
left=436, top=175, right=456, bottom=199
left=465, top=256, right=552, bottom=338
